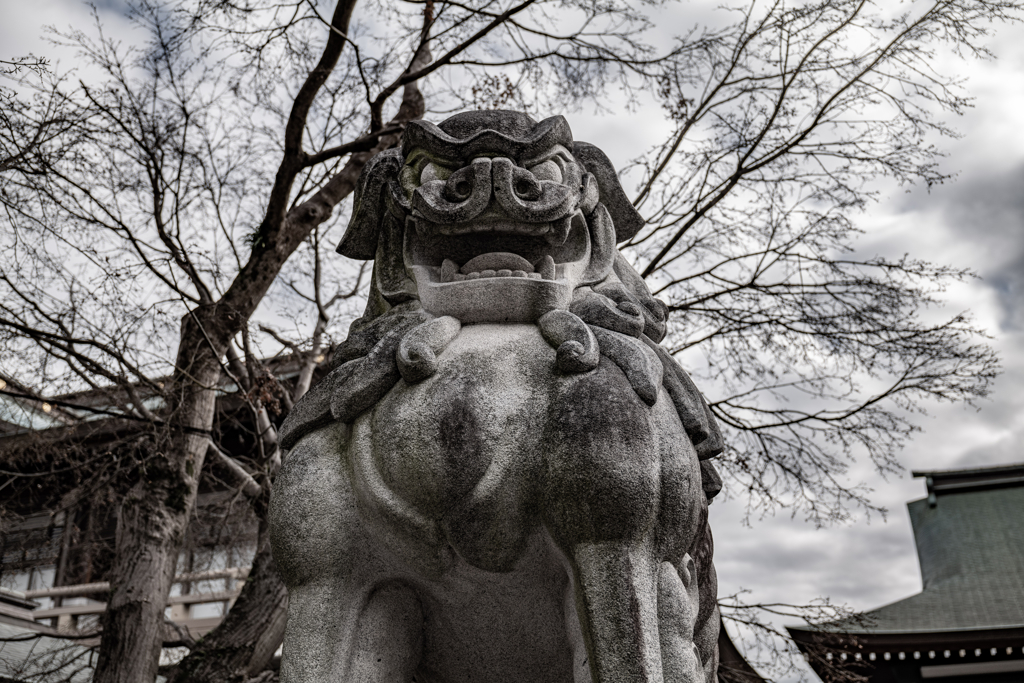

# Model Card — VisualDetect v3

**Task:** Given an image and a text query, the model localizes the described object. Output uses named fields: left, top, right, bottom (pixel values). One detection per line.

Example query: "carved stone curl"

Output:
left=271, top=111, right=725, bottom=683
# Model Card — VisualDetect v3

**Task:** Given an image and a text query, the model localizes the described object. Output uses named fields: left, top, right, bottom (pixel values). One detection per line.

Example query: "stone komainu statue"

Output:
left=271, top=111, right=725, bottom=683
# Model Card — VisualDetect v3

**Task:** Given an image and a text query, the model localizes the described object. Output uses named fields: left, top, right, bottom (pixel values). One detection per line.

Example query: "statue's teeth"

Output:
left=447, top=264, right=547, bottom=280
left=538, top=255, right=556, bottom=281
left=441, top=259, right=459, bottom=282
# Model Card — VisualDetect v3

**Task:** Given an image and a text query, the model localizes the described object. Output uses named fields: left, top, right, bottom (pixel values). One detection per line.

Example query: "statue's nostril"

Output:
left=455, top=180, right=471, bottom=196
left=515, top=179, right=532, bottom=196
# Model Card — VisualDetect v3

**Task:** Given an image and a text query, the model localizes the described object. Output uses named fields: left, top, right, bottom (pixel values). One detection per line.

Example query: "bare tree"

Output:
left=1, top=56, right=87, bottom=211
left=621, top=1, right=1010, bottom=677
left=0, top=0, right=1016, bottom=681
left=717, top=592, right=871, bottom=683
left=627, top=0, right=1006, bottom=523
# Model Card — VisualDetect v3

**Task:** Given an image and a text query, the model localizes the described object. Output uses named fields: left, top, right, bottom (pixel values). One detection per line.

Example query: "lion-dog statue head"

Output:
left=274, top=111, right=725, bottom=683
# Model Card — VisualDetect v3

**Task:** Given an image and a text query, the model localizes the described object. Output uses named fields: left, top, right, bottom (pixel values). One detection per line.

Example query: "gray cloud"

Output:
left=898, top=163, right=1024, bottom=330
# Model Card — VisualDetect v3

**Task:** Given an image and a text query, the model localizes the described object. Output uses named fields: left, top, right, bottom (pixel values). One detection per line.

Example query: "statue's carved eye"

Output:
left=420, top=162, right=447, bottom=184
left=529, top=159, right=562, bottom=183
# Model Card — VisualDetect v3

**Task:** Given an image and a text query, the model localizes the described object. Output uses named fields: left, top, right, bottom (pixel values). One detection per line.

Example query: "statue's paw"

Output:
left=539, top=309, right=599, bottom=373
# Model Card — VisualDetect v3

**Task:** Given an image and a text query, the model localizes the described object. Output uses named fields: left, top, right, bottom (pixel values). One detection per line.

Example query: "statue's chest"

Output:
left=353, top=325, right=556, bottom=520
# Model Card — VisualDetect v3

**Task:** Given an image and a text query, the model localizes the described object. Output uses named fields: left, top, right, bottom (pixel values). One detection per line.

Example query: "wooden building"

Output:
left=0, top=370, right=271, bottom=675
left=789, top=463, right=1024, bottom=682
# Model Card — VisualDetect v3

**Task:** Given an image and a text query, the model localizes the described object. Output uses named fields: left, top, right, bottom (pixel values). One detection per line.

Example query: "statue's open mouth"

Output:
left=404, top=210, right=591, bottom=323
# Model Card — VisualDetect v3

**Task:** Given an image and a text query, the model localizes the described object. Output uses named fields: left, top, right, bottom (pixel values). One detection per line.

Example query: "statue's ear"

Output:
left=572, top=141, right=644, bottom=242
left=337, top=148, right=405, bottom=260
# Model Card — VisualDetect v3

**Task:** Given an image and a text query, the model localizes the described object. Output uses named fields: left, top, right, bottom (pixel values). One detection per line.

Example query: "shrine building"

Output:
left=789, top=462, right=1024, bottom=682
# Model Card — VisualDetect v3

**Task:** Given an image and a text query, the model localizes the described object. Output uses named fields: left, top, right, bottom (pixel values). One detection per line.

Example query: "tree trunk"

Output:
left=90, top=8, right=363, bottom=678
left=94, top=326, right=223, bottom=682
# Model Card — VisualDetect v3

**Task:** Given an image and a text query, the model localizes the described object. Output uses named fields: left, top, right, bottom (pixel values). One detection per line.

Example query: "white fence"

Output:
left=0, top=567, right=248, bottom=639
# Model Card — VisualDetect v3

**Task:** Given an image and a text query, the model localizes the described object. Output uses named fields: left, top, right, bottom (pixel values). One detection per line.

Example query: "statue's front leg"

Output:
left=271, top=423, right=423, bottom=682
left=544, top=360, right=670, bottom=683
left=271, top=424, right=353, bottom=681
left=566, top=540, right=666, bottom=683
left=281, top=579, right=423, bottom=683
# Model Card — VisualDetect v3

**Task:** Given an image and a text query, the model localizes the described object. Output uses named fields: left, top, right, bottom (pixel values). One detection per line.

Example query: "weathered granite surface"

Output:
left=270, top=111, right=725, bottom=683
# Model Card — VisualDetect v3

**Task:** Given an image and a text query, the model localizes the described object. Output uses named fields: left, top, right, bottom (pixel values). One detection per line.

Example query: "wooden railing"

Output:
left=0, top=567, right=249, bottom=638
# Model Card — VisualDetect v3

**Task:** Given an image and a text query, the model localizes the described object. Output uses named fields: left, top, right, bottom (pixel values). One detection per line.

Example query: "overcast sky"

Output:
left=4, top=1, right=1023, bottom=680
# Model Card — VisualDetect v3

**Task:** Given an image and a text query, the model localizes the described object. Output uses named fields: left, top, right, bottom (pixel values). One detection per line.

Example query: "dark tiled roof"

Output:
left=718, top=617, right=767, bottom=682
left=799, top=464, right=1024, bottom=635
